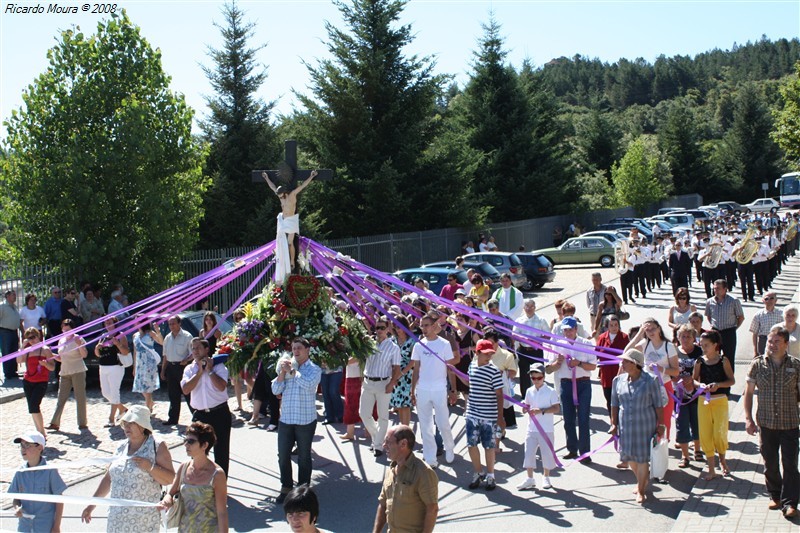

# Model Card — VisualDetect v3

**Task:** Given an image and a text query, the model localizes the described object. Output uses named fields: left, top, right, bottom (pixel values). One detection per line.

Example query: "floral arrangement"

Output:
left=219, top=275, right=376, bottom=376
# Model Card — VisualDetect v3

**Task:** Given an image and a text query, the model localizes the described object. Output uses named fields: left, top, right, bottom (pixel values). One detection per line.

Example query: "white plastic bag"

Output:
left=650, top=437, right=669, bottom=479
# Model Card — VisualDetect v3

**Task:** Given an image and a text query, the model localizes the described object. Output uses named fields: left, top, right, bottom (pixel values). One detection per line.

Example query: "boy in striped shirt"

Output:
left=459, top=339, right=505, bottom=491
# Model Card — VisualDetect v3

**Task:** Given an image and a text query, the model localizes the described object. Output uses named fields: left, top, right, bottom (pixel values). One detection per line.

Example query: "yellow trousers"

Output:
left=698, top=395, right=729, bottom=457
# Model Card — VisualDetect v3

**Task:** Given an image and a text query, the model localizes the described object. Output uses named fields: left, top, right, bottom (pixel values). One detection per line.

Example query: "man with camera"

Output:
left=181, top=337, right=231, bottom=476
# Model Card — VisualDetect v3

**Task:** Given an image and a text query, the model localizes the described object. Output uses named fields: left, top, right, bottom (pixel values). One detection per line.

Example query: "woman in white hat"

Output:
left=81, top=405, right=176, bottom=530
left=610, top=349, right=666, bottom=504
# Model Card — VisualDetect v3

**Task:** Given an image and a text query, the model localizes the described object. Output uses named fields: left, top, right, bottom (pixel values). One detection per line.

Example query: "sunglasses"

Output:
left=764, top=296, right=776, bottom=300
left=530, top=376, right=544, bottom=381
left=375, top=326, right=387, bottom=331
left=183, top=437, right=198, bottom=445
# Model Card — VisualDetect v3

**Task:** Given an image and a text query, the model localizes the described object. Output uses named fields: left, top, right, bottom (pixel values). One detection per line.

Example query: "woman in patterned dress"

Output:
left=610, top=349, right=665, bottom=504
left=132, top=322, right=163, bottom=413
left=81, top=406, right=175, bottom=531
left=389, top=316, right=415, bottom=426
left=160, top=421, right=228, bottom=533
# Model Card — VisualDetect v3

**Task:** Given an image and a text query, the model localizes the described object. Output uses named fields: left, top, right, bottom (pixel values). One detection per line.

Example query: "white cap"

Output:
left=13, top=431, right=45, bottom=447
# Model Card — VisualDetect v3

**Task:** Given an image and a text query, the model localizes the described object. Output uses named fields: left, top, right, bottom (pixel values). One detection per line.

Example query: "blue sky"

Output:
left=1, top=0, right=798, bottom=139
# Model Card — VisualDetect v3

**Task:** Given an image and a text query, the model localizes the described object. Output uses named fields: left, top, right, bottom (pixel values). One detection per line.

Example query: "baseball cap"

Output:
left=561, top=316, right=578, bottom=329
left=529, top=362, right=545, bottom=375
left=13, top=431, right=46, bottom=447
left=475, top=339, right=495, bottom=354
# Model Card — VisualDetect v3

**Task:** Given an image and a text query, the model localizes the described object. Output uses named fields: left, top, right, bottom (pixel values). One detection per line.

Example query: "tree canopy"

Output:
left=0, top=12, right=206, bottom=296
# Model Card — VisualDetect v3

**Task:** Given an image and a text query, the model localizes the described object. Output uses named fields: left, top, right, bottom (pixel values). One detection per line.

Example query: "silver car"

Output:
left=462, top=252, right=528, bottom=289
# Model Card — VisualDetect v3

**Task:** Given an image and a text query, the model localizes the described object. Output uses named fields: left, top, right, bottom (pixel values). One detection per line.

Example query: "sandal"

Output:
left=678, top=458, right=691, bottom=468
left=694, top=452, right=704, bottom=461
left=46, top=424, right=60, bottom=432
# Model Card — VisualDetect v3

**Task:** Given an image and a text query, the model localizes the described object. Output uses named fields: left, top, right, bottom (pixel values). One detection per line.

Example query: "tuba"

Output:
left=734, top=225, right=759, bottom=264
left=615, top=240, right=630, bottom=275
left=702, top=240, right=723, bottom=269
left=787, top=218, right=798, bottom=241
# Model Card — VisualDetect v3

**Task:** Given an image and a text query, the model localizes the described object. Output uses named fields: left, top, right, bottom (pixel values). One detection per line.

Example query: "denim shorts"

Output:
left=466, top=417, right=496, bottom=449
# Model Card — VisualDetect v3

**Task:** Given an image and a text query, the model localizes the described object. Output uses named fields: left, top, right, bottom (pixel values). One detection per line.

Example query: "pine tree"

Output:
left=199, top=0, right=280, bottom=248
left=658, top=99, right=710, bottom=195
left=290, top=0, right=481, bottom=237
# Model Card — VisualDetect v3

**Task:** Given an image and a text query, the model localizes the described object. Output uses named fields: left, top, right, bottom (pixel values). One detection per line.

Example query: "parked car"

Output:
left=580, top=230, right=628, bottom=243
left=744, top=198, right=780, bottom=213
left=657, top=207, right=685, bottom=215
left=515, top=253, right=556, bottom=290
left=530, top=236, right=616, bottom=268
left=715, top=201, right=747, bottom=215
left=461, top=252, right=528, bottom=288
left=596, top=223, right=654, bottom=241
left=698, top=204, right=724, bottom=217
left=677, top=209, right=714, bottom=222
left=646, top=213, right=695, bottom=228
left=608, top=217, right=651, bottom=227
left=393, top=267, right=469, bottom=295
left=423, top=261, right=502, bottom=289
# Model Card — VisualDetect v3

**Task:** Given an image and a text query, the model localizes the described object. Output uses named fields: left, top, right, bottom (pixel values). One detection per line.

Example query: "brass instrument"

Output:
left=787, top=218, right=798, bottom=241
left=734, top=225, right=759, bottom=264
left=702, top=239, right=723, bottom=269
left=615, top=240, right=630, bottom=275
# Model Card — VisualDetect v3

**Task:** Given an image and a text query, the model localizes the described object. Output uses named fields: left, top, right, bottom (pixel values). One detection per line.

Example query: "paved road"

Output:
left=1, top=257, right=798, bottom=531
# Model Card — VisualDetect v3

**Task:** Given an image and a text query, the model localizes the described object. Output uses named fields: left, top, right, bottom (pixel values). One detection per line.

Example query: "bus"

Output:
left=775, top=172, right=800, bottom=207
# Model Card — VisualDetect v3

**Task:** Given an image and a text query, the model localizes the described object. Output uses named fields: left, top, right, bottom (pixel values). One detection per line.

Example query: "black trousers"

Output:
left=166, top=363, right=192, bottom=423
left=714, top=327, right=738, bottom=368
left=670, top=274, right=688, bottom=295
left=517, top=346, right=543, bottom=398
left=725, top=260, right=737, bottom=288
left=620, top=271, right=635, bottom=303
left=633, top=264, right=647, bottom=297
left=193, top=402, right=232, bottom=477
left=738, top=262, right=755, bottom=301
left=755, top=262, right=769, bottom=294
left=760, top=426, right=799, bottom=508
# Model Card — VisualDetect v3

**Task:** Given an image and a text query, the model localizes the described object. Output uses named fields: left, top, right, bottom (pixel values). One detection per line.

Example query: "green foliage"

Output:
left=0, top=11, right=206, bottom=297
left=710, top=83, right=785, bottom=198
left=611, top=136, right=672, bottom=215
left=290, top=0, right=483, bottom=237
left=446, top=19, right=573, bottom=221
left=658, top=98, right=711, bottom=194
left=199, top=1, right=281, bottom=248
left=773, top=62, right=800, bottom=169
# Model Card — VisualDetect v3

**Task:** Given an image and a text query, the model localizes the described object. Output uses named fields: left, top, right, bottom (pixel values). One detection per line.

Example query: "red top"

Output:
left=596, top=331, right=630, bottom=388
left=23, top=350, right=51, bottom=383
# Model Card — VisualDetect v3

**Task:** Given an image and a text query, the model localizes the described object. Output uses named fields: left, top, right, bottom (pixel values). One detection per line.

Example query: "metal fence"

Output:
left=0, top=194, right=702, bottom=312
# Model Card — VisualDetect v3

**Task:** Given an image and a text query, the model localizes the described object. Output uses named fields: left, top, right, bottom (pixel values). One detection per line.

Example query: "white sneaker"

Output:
left=445, top=449, right=455, bottom=464
left=517, top=477, right=537, bottom=491
left=542, top=476, right=552, bottom=489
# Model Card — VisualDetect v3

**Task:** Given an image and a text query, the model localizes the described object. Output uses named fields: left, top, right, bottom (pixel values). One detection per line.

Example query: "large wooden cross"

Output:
left=251, top=139, right=333, bottom=188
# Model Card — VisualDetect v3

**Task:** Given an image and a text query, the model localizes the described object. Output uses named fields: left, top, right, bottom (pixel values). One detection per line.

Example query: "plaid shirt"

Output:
left=746, top=354, right=800, bottom=430
left=271, top=359, right=322, bottom=425
left=749, top=308, right=784, bottom=337
left=705, top=294, right=744, bottom=330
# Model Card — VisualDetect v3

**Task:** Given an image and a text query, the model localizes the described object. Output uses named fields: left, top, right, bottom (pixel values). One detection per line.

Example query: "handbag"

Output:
left=118, top=352, right=133, bottom=368
left=165, top=463, right=186, bottom=529
left=617, top=306, right=630, bottom=321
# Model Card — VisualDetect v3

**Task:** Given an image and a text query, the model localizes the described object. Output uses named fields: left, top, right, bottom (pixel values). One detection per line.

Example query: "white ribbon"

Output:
left=0, top=456, right=116, bottom=475
left=2, top=492, right=159, bottom=507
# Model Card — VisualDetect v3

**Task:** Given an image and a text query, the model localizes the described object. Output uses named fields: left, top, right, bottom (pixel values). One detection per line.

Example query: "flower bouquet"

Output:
left=220, top=275, right=375, bottom=376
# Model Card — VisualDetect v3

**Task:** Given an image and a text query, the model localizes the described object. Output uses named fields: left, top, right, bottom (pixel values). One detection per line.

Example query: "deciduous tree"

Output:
left=0, top=12, right=206, bottom=297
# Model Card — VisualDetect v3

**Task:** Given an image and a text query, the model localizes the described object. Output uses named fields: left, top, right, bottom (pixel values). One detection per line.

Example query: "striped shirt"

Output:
left=364, top=337, right=401, bottom=379
left=466, top=361, right=503, bottom=421
left=749, top=308, right=784, bottom=336
left=271, top=359, right=322, bottom=425
left=705, top=294, right=744, bottom=330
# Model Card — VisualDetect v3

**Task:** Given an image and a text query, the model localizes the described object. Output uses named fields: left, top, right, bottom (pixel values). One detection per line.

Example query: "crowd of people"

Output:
left=2, top=209, right=800, bottom=531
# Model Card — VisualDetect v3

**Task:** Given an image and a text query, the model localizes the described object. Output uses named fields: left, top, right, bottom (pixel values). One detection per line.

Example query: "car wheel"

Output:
left=734, top=210, right=742, bottom=215
left=770, top=206, right=778, bottom=214
left=600, top=255, right=614, bottom=268
left=521, top=278, right=533, bottom=291
left=532, top=281, right=545, bottom=289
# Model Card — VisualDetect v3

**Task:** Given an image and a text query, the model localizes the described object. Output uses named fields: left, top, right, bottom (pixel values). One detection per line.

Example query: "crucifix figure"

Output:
left=252, top=140, right=333, bottom=284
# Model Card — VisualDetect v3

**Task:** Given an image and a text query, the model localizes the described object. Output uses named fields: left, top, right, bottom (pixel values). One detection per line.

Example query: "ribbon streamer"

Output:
left=0, top=457, right=116, bottom=476
left=2, top=492, right=159, bottom=507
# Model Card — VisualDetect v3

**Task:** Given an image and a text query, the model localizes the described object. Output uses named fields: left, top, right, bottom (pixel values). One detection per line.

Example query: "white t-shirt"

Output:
left=524, top=384, right=560, bottom=434
left=19, top=306, right=46, bottom=330
left=411, top=336, right=451, bottom=392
